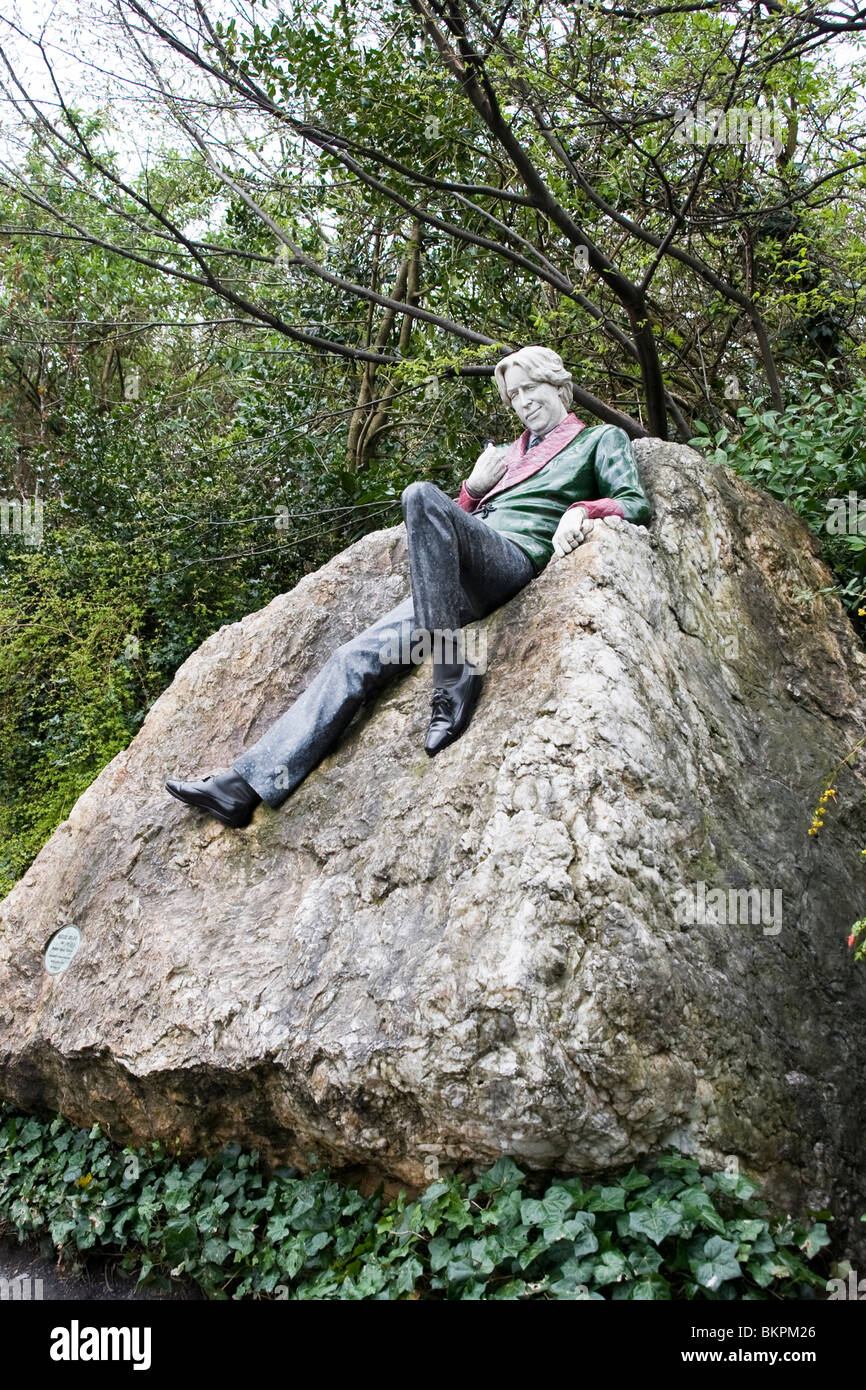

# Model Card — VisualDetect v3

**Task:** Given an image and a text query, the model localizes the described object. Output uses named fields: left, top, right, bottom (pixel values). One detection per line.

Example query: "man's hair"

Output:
left=493, top=346, right=574, bottom=411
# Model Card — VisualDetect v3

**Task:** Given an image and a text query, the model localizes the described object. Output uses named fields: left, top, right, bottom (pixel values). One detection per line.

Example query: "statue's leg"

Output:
left=230, top=486, right=533, bottom=807
left=400, top=481, right=536, bottom=640
left=231, top=595, right=417, bottom=808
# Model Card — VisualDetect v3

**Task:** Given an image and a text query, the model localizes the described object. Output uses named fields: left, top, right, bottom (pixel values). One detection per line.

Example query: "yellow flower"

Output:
left=77, top=1173, right=93, bottom=1188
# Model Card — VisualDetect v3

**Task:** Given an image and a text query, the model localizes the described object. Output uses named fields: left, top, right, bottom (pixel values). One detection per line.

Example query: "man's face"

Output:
left=502, top=364, right=568, bottom=437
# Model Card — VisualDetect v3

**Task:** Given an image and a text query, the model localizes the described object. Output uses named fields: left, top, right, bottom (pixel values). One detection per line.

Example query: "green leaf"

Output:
left=678, top=1187, right=726, bottom=1234
left=692, top=1235, right=742, bottom=1291
left=202, top=1237, right=231, bottom=1264
left=428, top=1239, right=450, bottom=1273
left=591, top=1249, right=630, bottom=1286
left=587, top=1186, right=627, bottom=1212
left=801, top=1222, right=830, bottom=1258
left=620, top=1167, right=652, bottom=1192
left=626, top=1203, right=684, bottom=1245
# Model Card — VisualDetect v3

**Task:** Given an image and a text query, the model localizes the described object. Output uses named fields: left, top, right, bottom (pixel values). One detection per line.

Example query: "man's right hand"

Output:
left=464, top=444, right=508, bottom=499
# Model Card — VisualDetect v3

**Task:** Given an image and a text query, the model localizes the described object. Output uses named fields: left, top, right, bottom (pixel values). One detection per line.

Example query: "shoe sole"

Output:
left=164, top=782, right=254, bottom=829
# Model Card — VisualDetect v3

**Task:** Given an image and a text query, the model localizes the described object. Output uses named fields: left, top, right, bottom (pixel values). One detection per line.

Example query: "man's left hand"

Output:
left=551, top=506, right=593, bottom=559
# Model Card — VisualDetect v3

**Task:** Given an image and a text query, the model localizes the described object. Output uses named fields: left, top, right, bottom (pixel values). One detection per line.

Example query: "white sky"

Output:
left=2, top=0, right=864, bottom=171
left=0, top=0, right=216, bottom=171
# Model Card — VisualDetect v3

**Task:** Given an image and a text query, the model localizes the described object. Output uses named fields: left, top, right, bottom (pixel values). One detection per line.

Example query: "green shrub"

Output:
left=690, top=366, right=866, bottom=613
left=0, top=1103, right=830, bottom=1300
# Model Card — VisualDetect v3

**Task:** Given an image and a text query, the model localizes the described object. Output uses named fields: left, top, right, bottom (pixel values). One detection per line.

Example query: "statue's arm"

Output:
left=456, top=481, right=483, bottom=513
left=566, top=426, right=651, bottom=527
left=456, top=442, right=508, bottom=511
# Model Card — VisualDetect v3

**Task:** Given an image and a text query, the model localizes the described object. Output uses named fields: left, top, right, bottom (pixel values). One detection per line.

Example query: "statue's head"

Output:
left=493, top=346, right=573, bottom=437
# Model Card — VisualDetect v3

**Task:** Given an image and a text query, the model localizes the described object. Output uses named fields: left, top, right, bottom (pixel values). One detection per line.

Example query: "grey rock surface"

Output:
left=2, top=440, right=866, bottom=1250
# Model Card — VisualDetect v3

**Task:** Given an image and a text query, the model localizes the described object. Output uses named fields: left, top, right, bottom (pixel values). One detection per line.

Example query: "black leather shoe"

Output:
left=424, top=664, right=483, bottom=757
left=165, top=768, right=262, bottom=828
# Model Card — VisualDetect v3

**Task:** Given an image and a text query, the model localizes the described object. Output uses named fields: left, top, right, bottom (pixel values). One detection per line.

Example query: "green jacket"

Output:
left=475, top=424, right=651, bottom=573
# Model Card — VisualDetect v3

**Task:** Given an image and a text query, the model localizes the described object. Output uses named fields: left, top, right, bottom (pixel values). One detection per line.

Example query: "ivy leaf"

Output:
left=620, top=1167, right=652, bottom=1192
left=445, top=1256, right=476, bottom=1285
left=626, top=1203, right=684, bottom=1245
left=615, top=1274, right=671, bottom=1300
left=202, top=1236, right=231, bottom=1264
left=592, top=1250, right=630, bottom=1286
left=710, top=1171, right=759, bottom=1201
left=394, top=1256, right=423, bottom=1294
left=678, top=1187, right=726, bottom=1234
left=488, top=1279, right=526, bottom=1299
left=692, top=1235, right=742, bottom=1290
left=801, top=1223, right=830, bottom=1258
left=586, top=1186, right=627, bottom=1212
left=477, top=1158, right=524, bottom=1192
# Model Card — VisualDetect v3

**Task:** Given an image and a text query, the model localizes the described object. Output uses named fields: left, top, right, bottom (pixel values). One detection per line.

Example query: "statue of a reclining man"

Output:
left=166, top=345, right=652, bottom=828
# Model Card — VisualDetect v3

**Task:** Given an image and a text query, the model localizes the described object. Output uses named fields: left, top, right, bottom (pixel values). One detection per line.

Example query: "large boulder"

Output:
left=2, top=441, right=866, bottom=1250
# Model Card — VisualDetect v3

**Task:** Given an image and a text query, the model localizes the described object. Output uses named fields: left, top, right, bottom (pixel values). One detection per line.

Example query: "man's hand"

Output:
left=551, top=506, right=593, bottom=559
left=465, top=443, right=508, bottom=499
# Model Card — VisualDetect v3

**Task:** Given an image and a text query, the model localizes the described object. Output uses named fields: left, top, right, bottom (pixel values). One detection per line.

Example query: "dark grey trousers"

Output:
left=232, top=481, right=536, bottom=807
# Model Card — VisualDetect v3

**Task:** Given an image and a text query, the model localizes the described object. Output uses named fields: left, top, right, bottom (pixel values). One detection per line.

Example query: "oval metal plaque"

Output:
left=44, top=926, right=81, bottom=975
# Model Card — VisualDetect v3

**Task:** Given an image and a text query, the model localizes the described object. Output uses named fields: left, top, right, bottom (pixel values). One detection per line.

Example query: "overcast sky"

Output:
left=2, top=0, right=864, bottom=172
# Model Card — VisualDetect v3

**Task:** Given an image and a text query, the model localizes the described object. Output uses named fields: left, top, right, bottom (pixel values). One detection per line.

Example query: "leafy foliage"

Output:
left=0, top=1103, right=830, bottom=1301
left=690, top=364, right=866, bottom=615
